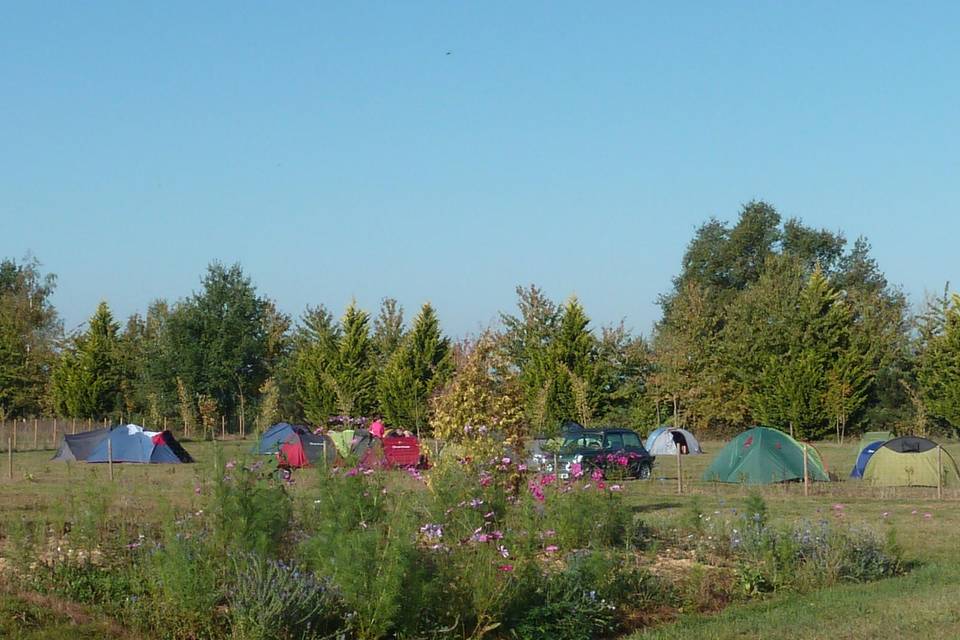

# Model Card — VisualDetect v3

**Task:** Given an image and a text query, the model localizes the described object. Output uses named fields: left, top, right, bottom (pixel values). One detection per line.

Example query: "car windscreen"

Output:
left=561, top=434, right=603, bottom=453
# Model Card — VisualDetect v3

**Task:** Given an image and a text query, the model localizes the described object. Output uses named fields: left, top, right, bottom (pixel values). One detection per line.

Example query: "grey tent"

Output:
left=52, top=428, right=110, bottom=462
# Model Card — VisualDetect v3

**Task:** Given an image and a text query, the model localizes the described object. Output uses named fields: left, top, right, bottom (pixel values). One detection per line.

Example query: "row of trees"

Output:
left=3, top=202, right=960, bottom=441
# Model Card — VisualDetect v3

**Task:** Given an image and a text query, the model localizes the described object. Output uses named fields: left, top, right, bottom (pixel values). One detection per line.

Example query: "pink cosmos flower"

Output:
left=924, top=513, right=933, bottom=519
left=498, top=564, right=514, bottom=572
left=591, top=468, right=604, bottom=482
left=540, top=474, right=556, bottom=486
left=832, top=504, right=845, bottom=510
left=497, top=545, right=509, bottom=558
left=597, top=481, right=606, bottom=490
left=545, top=545, right=559, bottom=554
left=570, top=462, right=584, bottom=478
left=609, top=484, right=622, bottom=492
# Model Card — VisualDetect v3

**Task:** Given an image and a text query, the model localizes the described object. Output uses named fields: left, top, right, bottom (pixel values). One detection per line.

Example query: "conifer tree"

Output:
left=49, top=301, right=123, bottom=418
left=378, top=303, right=452, bottom=434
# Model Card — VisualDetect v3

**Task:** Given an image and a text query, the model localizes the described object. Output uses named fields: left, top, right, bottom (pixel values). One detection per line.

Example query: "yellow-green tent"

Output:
left=862, top=436, right=959, bottom=487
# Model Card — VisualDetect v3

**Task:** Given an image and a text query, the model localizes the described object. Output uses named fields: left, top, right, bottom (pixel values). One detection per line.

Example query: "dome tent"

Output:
left=702, top=426, right=828, bottom=484
left=52, top=424, right=193, bottom=464
left=850, top=440, right=885, bottom=479
left=645, top=427, right=702, bottom=455
left=862, top=436, right=959, bottom=488
left=256, top=423, right=338, bottom=468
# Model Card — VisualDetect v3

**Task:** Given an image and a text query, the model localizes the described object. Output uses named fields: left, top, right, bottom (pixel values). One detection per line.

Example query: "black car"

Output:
left=557, top=428, right=655, bottom=479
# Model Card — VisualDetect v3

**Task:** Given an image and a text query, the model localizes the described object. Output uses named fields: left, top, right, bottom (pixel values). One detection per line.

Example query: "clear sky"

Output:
left=2, top=2, right=958, bottom=336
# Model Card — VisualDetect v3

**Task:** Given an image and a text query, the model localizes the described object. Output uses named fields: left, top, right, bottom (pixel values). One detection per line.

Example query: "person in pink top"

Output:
left=369, top=418, right=386, bottom=438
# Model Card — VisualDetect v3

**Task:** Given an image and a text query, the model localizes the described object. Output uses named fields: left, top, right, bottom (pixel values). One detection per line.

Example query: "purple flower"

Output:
left=420, top=523, right=443, bottom=540
left=497, top=545, right=509, bottom=558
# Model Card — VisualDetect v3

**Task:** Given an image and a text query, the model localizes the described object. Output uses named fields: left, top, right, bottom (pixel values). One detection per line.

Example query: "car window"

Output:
left=622, top=432, right=641, bottom=448
left=561, top=435, right=602, bottom=453
left=604, top=433, right=624, bottom=450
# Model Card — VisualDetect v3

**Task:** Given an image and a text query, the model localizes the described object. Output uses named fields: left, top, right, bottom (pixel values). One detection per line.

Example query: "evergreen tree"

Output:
left=372, top=298, right=405, bottom=366
left=49, top=302, right=123, bottom=418
left=378, top=303, right=452, bottom=434
left=918, top=293, right=960, bottom=432
left=291, top=302, right=377, bottom=421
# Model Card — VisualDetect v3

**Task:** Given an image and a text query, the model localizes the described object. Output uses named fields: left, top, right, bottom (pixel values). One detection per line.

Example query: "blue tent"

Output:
left=850, top=440, right=885, bottom=479
left=75, top=424, right=192, bottom=464
left=256, top=422, right=300, bottom=454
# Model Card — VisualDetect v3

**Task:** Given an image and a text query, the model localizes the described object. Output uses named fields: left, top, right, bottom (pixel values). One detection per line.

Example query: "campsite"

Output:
left=0, top=422, right=959, bottom=639
left=5, top=4, right=960, bottom=638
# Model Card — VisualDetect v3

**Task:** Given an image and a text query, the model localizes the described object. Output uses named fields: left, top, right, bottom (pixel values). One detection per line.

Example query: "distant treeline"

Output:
left=3, top=201, right=959, bottom=441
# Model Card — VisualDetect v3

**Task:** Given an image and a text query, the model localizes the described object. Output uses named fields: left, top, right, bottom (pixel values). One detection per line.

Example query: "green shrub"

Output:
left=227, top=554, right=344, bottom=640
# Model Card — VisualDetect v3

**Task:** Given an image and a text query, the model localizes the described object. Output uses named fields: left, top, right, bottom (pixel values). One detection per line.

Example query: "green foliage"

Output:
left=291, top=302, right=378, bottom=422
left=0, top=256, right=61, bottom=417
left=228, top=554, right=344, bottom=640
left=918, top=293, right=960, bottom=433
left=161, top=263, right=283, bottom=424
left=654, top=203, right=905, bottom=437
left=49, top=302, right=123, bottom=418
left=430, top=334, right=525, bottom=450
left=378, top=303, right=452, bottom=433
left=210, top=457, right=292, bottom=558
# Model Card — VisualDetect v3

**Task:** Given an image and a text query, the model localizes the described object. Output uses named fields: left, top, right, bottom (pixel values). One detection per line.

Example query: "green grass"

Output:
left=1, top=437, right=959, bottom=638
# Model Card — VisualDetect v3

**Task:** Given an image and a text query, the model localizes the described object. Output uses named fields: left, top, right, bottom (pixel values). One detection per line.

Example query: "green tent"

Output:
left=862, top=436, right=959, bottom=487
left=328, top=430, right=356, bottom=457
left=703, top=426, right=829, bottom=484
left=858, top=431, right=893, bottom=451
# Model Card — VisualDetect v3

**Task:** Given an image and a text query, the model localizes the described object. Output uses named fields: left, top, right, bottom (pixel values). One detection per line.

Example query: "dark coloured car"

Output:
left=557, top=428, right=655, bottom=479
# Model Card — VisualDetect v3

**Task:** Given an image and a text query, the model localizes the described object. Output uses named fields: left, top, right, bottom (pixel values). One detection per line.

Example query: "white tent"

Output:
left=645, top=427, right=702, bottom=455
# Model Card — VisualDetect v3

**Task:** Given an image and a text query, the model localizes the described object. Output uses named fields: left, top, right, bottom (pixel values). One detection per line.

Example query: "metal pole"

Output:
left=803, top=444, right=809, bottom=497
left=108, top=438, right=114, bottom=481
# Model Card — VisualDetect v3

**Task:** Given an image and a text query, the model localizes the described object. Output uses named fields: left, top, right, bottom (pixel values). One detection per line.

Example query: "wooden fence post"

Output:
left=108, top=439, right=114, bottom=481
left=7, top=437, right=12, bottom=480
left=803, top=444, right=810, bottom=497
left=33, top=418, right=38, bottom=450
left=937, top=445, right=943, bottom=500
left=13, top=419, right=18, bottom=451
left=676, top=448, right=683, bottom=494
left=221, top=415, right=226, bottom=440
left=53, top=418, right=58, bottom=448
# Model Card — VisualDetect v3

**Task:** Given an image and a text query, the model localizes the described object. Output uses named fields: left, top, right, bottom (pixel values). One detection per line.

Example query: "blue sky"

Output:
left=2, top=2, right=958, bottom=336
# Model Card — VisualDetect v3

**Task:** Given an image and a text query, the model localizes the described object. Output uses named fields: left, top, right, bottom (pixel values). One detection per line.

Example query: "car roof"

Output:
left=565, top=428, right=637, bottom=435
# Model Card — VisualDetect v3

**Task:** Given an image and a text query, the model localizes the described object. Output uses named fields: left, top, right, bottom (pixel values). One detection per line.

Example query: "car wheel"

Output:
left=635, top=463, right=652, bottom=480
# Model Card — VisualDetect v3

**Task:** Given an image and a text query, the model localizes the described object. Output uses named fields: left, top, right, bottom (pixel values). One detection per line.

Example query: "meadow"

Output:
left=0, top=437, right=958, bottom=639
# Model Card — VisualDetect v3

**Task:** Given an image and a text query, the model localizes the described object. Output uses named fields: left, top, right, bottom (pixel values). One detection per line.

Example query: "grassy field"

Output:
left=0, top=437, right=959, bottom=639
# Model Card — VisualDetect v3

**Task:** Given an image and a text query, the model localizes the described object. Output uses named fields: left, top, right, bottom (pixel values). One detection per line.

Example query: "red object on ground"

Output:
left=370, top=420, right=386, bottom=438
left=383, top=436, right=421, bottom=467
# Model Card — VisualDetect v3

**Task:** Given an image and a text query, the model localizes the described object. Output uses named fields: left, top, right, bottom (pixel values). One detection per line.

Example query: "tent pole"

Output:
left=802, top=444, right=809, bottom=497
